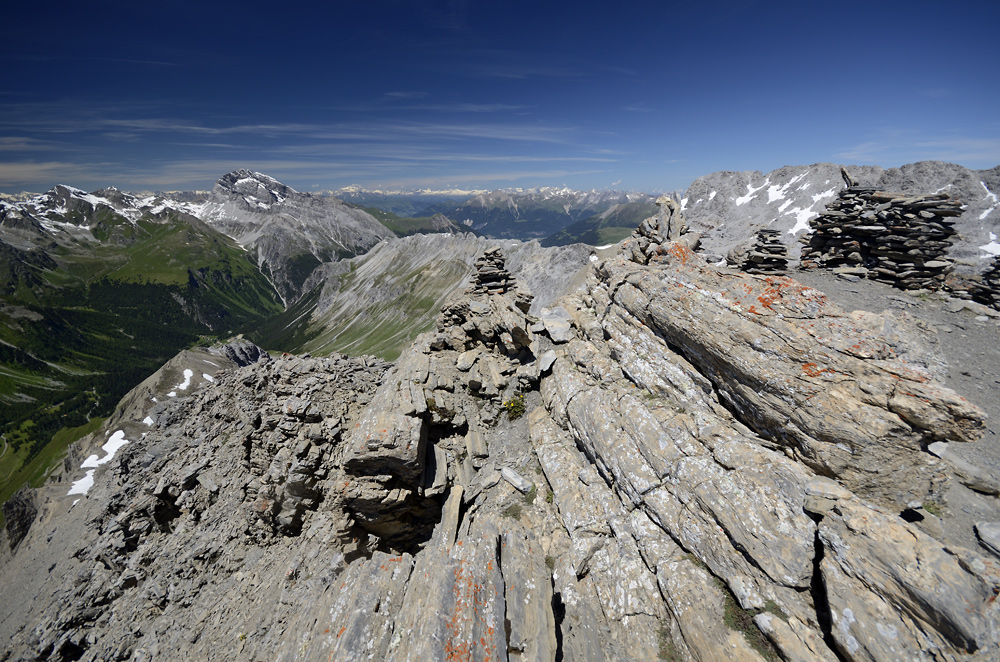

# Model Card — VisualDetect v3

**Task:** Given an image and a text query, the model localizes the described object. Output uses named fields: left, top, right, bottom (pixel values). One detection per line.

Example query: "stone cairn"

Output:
left=963, top=256, right=1000, bottom=309
left=469, top=246, right=532, bottom=312
left=471, top=247, right=514, bottom=295
left=799, top=186, right=964, bottom=291
left=730, top=228, right=790, bottom=274
left=626, top=195, right=700, bottom=265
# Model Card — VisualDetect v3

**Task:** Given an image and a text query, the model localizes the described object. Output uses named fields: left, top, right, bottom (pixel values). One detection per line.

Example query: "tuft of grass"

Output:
left=545, top=555, right=555, bottom=571
left=923, top=501, right=943, bottom=517
left=658, top=623, right=679, bottom=661
left=545, top=490, right=554, bottom=504
left=523, top=484, right=537, bottom=505
left=502, top=503, right=522, bottom=520
left=682, top=552, right=708, bottom=572
left=503, top=394, right=526, bottom=420
left=719, top=585, right=781, bottom=662
left=762, top=600, right=787, bottom=622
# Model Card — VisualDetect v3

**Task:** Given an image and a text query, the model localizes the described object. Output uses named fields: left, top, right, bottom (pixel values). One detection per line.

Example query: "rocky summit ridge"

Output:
left=683, top=161, right=1000, bottom=274
left=2, top=211, right=999, bottom=661
left=199, top=170, right=396, bottom=304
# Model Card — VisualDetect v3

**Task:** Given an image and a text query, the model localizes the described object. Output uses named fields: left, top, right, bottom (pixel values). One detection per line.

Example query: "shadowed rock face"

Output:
left=1, top=241, right=998, bottom=662
left=1, top=485, right=37, bottom=551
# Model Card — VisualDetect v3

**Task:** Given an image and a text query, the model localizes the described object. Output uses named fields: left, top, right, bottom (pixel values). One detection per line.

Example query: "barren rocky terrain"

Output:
left=792, top=267, right=1000, bottom=548
left=3, top=205, right=999, bottom=661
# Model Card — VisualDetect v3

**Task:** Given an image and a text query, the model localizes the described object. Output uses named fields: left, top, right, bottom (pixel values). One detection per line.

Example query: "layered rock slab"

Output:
left=2, top=241, right=1000, bottom=662
left=599, top=241, right=985, bottom=508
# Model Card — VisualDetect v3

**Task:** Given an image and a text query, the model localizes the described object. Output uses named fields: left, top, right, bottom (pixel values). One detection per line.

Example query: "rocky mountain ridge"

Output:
left=196, top=170, right=397, bottom=303
left=682, top=161, right=1000, bottom=274
left=3, top=217, right=999, bottom=660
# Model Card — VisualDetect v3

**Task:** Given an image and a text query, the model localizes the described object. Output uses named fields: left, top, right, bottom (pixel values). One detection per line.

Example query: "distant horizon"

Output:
left=2, top=158, right=999, bottom=199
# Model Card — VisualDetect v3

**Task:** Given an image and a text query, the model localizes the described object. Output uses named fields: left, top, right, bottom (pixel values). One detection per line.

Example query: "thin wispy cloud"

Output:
left=0, top=161, right=117, bottom=188
left=328, top=99, right=531, bottom=114
left=0, top=137, right=69, bottom=152
left=383, top=91, right=429, bottom=100
left=836, top=135, right=1000, bottom=167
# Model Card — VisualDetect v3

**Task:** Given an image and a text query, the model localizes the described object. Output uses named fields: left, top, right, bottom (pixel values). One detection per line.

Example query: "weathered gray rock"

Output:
left=803, top=477, right=853, bottom=515
left=501, top=466, right=534, bottom=494
left=820, top=500, right=1000, bottom=659
left=600, top=240, right=985, bottom=508
left=539, top=306, right=574, bottom=343
left=2, top=234, right=998, bottom=662
left=975, top=522, right=1000, bottom=558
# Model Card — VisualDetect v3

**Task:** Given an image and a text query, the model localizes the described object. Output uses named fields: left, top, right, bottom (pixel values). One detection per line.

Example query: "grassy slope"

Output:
left=0, top=417, right=104, bottom=527
left=0, top=210, right=283, bottom=506
left=255, top=244, right=475, bottom=361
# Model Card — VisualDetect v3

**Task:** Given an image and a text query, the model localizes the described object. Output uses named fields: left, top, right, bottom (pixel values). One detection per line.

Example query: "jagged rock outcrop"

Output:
left=2, top=239, right=998, bottom=662
left=626, top=195, right=700, bottom=264
left=964, top=256, right=1000, bottom=310
left=800, top=187, right=963, bottom=290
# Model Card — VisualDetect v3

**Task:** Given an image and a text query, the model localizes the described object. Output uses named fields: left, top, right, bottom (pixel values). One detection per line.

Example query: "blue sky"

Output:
left=1, top=0, right=998, bottom=194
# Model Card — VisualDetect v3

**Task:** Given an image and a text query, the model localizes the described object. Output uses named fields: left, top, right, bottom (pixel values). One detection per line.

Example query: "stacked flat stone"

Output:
left=471, top=247, right=514, bottom=295
left=965, top=256, right=1000, bottom=310
left=468, top=247, right=533, bottom=312
left=626, top=196, right=700, bottom=265
left=741, top=228, right=790, bottom=274
left=800, top=187, right=964, bottom=290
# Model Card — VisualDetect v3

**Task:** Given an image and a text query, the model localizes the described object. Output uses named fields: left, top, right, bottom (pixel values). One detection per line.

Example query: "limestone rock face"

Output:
left=602, top=240, right=985, bottom=508
left=1, top=241, right=998, bottom=662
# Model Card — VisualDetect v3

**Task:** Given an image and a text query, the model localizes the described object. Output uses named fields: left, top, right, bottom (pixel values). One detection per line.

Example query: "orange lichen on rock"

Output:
left=666, top=242, right=696, bottom=265
left=801, top=362, right=833, bottom=378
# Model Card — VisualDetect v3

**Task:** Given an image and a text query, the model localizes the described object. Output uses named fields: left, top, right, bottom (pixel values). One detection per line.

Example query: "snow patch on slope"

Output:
left=67, top=430, right=131, bottom=497
left=981, top=232, right=1000, bottom=258
left=736, top=179, right=769, bottom=206
left=167, top=368, right=194, bottom=398
left=979, top=182, right=998, bottom=221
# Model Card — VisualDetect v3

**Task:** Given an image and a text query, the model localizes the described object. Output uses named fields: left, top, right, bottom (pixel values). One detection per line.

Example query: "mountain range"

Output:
left=3, top=161, right=999, bottom=518
left=331, top=185, right=660, bottom=241
left=0, top=184, right=283, bottom=508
